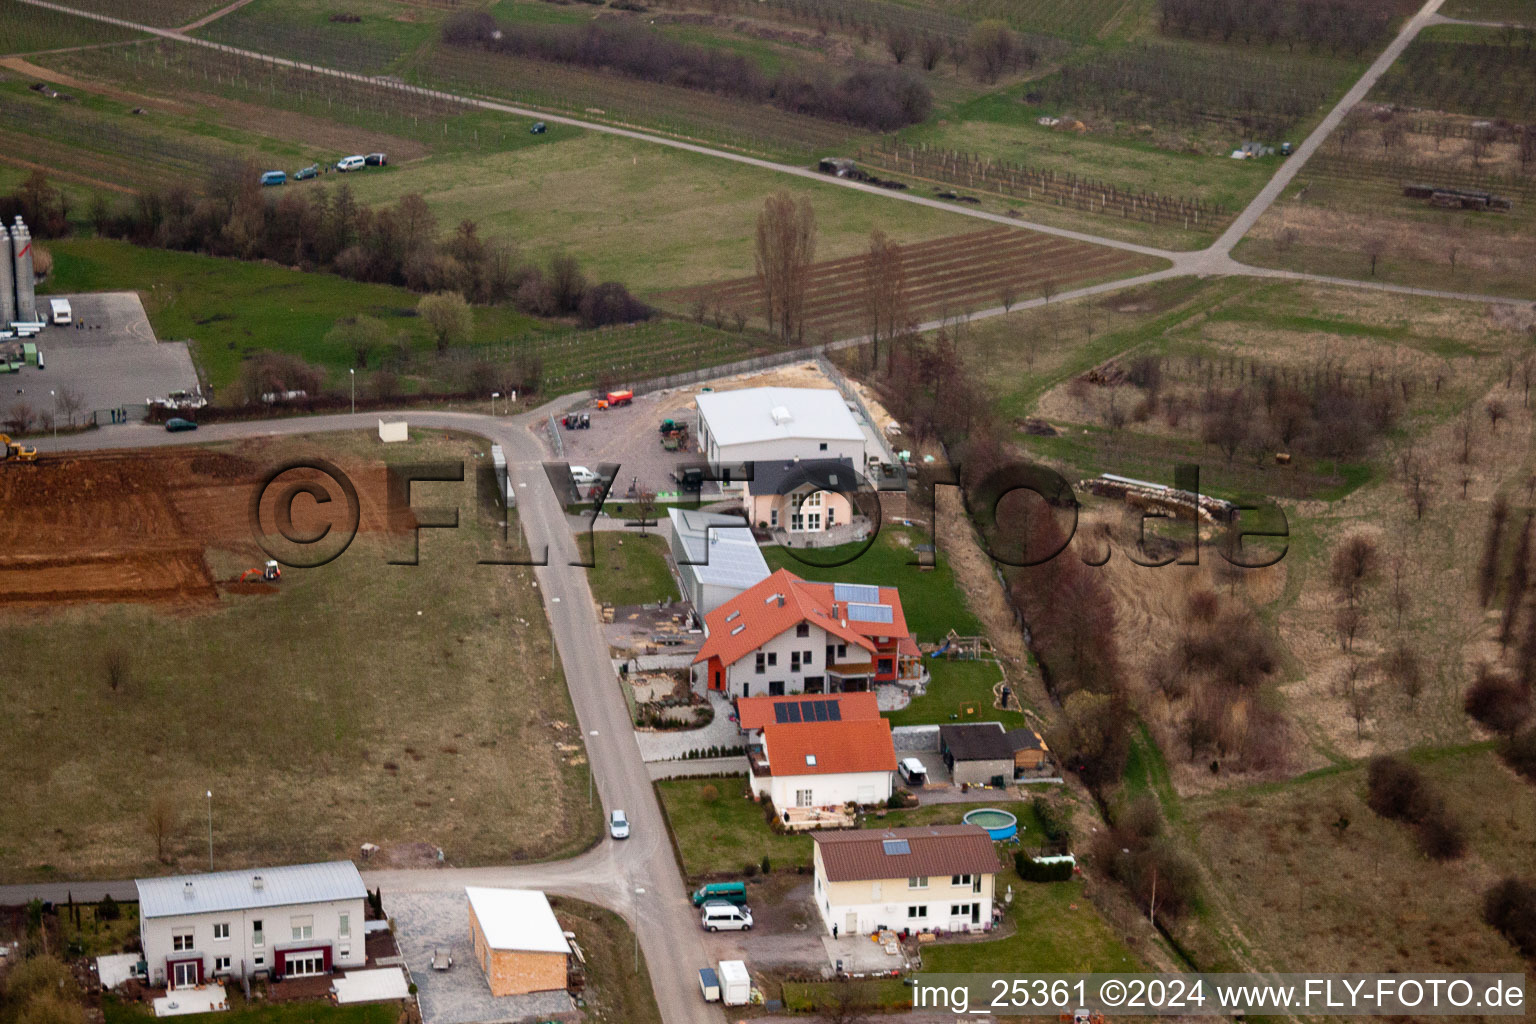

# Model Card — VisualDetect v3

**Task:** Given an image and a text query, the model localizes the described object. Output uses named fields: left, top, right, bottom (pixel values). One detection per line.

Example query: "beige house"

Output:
left=811, top=825, right=1001, bottom=937
left=742, top=458, right=859, bottom=536
left=465, top=888, right=570, bottom=997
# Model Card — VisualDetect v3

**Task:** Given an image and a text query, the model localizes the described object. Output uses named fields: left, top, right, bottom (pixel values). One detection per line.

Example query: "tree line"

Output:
left=1157, top=0, right=1401, bottom=55
left=0, top=171, right=69, bottom=239
left=91, top=162, right=652, bottom=327
left=442, top=13, right=932, bottom=132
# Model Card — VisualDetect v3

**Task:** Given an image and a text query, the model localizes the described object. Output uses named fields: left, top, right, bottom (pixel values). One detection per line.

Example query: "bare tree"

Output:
left=817, top=978, right=872, bottom=1024
left=919, top=33, right=945, bottom=71
left=861, top=228, right=908, bottom=371
left=754, top=192, right=817, bottom=344
left=731, top=310, right=747, bottom=333
left=1387, top=555, right=1412, bottom=628
left=631, top=489, right=658, bottom=535
left=886, top=27, right=914, bottom=64
left=5, top=401, right=36, bottom=435
left=1382, top=642, right=1425, bottom=710
left=1487, top=399, right=1508, bottom=433
left=1479, top=495, right=1510, bottom=607
left=1040, top=276, right=1058, bottom=304
left=999, top=280, right=1018, bottom=312
left=1329, top=534, right=1379, bottom=607
left=104, top=648, right=129, bottom=694
left=1348, top=683, right=1375, bottom=739
left=1335, top=602, right=1365, bottom=652
left=56, top=387, right=84, bottom=429
left=147, top=796, right=177, bottom=864
left=1363, top=235, right=1387, bottom=276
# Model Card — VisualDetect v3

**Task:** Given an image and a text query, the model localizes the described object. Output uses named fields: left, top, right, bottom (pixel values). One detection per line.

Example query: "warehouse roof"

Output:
left=136, top=862, right=366, bottom=919
left=813, top=825, right=1000, bottom=882
left=668, top=507, right=769, bottom=590
left=696, top=387, right=863, bottom=447
left=465, top=888, right=571, bottom=954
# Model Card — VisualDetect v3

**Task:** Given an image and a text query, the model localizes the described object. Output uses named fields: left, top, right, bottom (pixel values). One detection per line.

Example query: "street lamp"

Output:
left=491, top=391, right=500, bottom=416
left=206, top=790, right=213, bottom=870
left=349, top=369, right=355, bottom=415
left=50, top=390, right=56, bottom=439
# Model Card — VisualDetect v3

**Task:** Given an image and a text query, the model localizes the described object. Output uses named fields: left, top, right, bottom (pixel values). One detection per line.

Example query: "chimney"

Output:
left=183, top=882, right=195, bottom=898
left=251, top=874, right=265, bottom=890
left=777, top=595, right=785, bottom=608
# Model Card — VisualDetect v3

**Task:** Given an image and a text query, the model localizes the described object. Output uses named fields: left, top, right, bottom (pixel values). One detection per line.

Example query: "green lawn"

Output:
left=921, top=873, right=1142, bottom=973
left=763, top=527, right=983, bottom=643
left=105, top=995, right=396, bottom=1024
left=655, top=776, right=813, bottom=879
left=585, top=532, right=679, bottom=607
left=59, top=901, right=140, bottom=958
left=40, top=238, right=548, bottom=395
left=338, top=132, right=982, bottom=295
left=782, top=978, right=912, bottom=1013
left=547, top=897, right=663, bottom=1024
left=886, top=660, right=1022, bottom=728
left=0, top=2, right=143, bottom=53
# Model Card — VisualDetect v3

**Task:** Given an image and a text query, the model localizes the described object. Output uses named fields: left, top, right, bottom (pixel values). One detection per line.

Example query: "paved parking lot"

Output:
left=385, top=890, right=574, bottom=1024
left=0, top=292, right=198, bottom=428
left=550, top=389, right=708, bottom=500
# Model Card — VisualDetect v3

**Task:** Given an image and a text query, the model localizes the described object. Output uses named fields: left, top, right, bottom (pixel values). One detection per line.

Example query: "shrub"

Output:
left=760, top=855, right=772, bottom=875
left=577, top=281, right=653, bottom=328
left=1465, top=665, right=1532, bottom=735
left=742, top=862, right=758, bottom=878
left=1032, top=795, right=1071, bottom=845
left=1500, top=726, right=1536, bottom=781
left=699, top=784, right=719, bottom=803
left=1014, top=852, right=1074, bottom=882
left=1365, top=755, right=1466, bottom=860
left=1483, top=877, right=1536, bottom=957
left=97, top=895, right=120, bottom=921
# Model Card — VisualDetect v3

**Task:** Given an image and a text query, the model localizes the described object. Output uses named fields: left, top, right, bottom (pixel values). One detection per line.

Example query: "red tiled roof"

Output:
left=760, top=718, right=897, bottom=777
left=736, top=692, right=880, bottom=732
left=693, top=569, right=913, bottom=669
left=813, top=825, right=1002, bottom=882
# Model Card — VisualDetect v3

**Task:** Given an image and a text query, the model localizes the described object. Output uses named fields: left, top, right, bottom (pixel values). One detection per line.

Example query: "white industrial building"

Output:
left=666, top=507, right=769, bottom=616
left=694, top=387, right=869, bottom=490
left=135, top=861, right=368, bottom=988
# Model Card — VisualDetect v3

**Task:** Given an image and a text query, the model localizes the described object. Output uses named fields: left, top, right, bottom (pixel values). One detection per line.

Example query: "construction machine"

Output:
left=0, top=434, right=38, bottom=462
left=239, top=560, right=282, bottom=583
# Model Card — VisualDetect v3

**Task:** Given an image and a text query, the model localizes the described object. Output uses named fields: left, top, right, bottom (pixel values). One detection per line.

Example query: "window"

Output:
left=767, top=652, right=778, bottom=666
left=214, top=957, right=232, bottom=974
left=908, top=877, right=928, bottom=889
left=803, top=649, right=814, bottom=664
left=769, top=680, right=785, bottom=696
left=796, top=623, right=810, bottom=638
left=796, top=789, right=814, bottom=807
left=769, top=507, right=778, bottom=527
left=907, top=905, right=928, bottom=919
left=253, top=955, right=265, bottom=967
left=252, top=921, right=264, bottom=948
left=284, top=953, right=323, bottom=978
left=837, top=644, right=848, bottom=658
left=950, top=875, right=971, bottom=887
left=791, top=652, right=801, bottom=671
left=755, top=653, right=766, bottom=674
left=827, top=506, right=836, bottom=528
left=950, top=904, right=972, bottom=917
left=973, top=876, right=983, bottom=894
left=172, top=932, right=194, bottom=952
left=338, top=913, right=350, bottom=938
left=819, top=442, right=828, bottom=451
left=290, top=916, right=313, bottom=941
left=213, top=923, right=230, bottom=941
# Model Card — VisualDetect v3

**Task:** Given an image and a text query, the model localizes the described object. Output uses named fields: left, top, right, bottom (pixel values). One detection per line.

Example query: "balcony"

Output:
left=748, top=751, right=772, bottom=776
left=780, top=804, right=856, bottom=830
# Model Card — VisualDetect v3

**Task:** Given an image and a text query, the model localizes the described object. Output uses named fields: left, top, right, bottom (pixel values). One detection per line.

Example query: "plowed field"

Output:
left=661, top=227, right=1163, bottom=336
left=0, top=446, right=400, bottom=607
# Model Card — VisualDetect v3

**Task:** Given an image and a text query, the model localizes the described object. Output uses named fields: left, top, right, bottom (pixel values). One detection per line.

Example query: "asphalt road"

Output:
left=5, top=406, right=717, bottom=1024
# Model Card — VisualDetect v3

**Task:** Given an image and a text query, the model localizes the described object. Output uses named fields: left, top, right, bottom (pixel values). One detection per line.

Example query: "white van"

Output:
left=49, top=298, right=71, bottom=325
left=336, top=155, right=366, bottom=172
left=898, top=757, right=928, bottom=787
left=701, top=903, right=753, bottom=932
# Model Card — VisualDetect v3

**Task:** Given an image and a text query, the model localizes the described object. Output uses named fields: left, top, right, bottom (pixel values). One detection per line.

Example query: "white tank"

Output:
left=0, top=222, right=14, bottom=325
left=11, top=217, right=35, bottom=323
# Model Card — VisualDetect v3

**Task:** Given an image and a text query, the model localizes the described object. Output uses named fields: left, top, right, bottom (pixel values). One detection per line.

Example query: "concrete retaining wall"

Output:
left=891, top=725, right=940, bottom=752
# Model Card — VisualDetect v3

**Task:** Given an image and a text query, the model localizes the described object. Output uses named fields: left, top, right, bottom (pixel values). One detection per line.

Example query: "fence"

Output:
left=817, top=353, right=907, bottom=491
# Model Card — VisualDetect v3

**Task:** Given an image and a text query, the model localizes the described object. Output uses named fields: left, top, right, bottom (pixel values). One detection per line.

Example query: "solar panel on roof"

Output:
left=811, top=700, right=828, bottom=721
left=828, top=700, right=841, bottom=721
left=834, top=583, right=881, bottom=604
left=786, top=703, right=802, bottom=723
left=774, top=704, right=789, bottom=723
left=882, top=839, right=910, bottom=855
left=846, top=602, right=894, bottom=624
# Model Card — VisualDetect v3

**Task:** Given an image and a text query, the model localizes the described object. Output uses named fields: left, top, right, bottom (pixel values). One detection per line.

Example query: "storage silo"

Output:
left=11, top=217, right=35, bottom=322
left=0, top=220, right=14, bottom=325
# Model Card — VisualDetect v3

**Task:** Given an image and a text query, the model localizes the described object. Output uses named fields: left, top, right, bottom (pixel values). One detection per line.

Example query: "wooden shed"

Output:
left=465, top=888, right=570, bottom=997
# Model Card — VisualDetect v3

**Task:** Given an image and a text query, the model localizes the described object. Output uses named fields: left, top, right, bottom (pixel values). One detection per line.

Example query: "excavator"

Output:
left=239, top=560, right=282, bottom=583
left=0, top=434, right=38, bottom=462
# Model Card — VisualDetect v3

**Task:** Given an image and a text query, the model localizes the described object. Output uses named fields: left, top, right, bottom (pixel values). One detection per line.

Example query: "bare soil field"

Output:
left=0, top=431, right=599, bottom=882
left=661, top=227, right=1163, bottom=338
left=0, top=447, right=402, bottom=607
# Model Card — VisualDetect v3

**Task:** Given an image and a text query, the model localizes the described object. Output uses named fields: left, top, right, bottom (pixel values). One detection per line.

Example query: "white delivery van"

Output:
left=701, top=904, right=752, bottom=932
left=49, top=298, right=71, bottom=325
left=336, top=155, right=366, bottom=172
left=898, top=757, right=928, bottom=786
left=717, top=960, right=751, bottom=1006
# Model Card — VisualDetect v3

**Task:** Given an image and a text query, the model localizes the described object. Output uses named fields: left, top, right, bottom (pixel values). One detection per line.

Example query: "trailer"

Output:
left=697, top=967, right=720, bottom=1003
left=717, top=960, right=750, bottom=1006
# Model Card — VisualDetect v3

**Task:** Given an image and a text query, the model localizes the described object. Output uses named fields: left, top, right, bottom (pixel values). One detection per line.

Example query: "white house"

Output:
left=695, top=387, right=869, bottom=490
left=666, top=507, right=769, bottom=616
left=811, top=825, right=1001, bottom=937
left=743, top=696, right=896, bottom=816
left=691, top=570, right=925, bottom=698
left=135, top=862, right=367, bottom=988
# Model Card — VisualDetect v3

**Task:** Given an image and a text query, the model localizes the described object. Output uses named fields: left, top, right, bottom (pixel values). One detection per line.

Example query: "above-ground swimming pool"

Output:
left=963, top=807, right=1019, bottom=841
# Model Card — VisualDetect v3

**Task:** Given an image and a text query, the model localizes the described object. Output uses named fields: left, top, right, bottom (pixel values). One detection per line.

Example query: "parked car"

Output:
left=365, top=152, right=387, bottom=166
left=570, top=465, right=600, bottom=485
left=336, top=155, right=366, bottom=172
left=164, top=418, right=198, bottom=432
left=898, top=757, right=928, bottom=787
left=609, top=809, right=630, bottom=839
left=701, top=904, right=752, bottom=932
left=294, top=164, right=319, bottom=181
left=530, top=122, right=547, bottom=134
left=692, top=882, right=747, bottom=907
left=260, top=170, right=286, bottom=186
